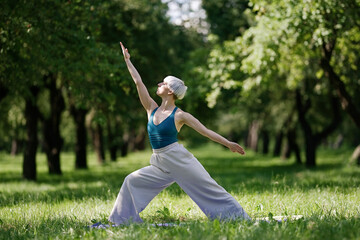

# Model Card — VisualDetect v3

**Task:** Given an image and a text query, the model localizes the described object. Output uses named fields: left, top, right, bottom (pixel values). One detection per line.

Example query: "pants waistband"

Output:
left=152, top=142, right=179, bottom=154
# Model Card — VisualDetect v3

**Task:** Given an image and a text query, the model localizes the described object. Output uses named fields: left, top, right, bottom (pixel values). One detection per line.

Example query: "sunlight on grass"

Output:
left=0, top=144, right=359, bottom=239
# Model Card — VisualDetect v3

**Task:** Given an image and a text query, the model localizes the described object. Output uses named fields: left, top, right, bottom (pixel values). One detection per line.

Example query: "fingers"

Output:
left=236, top=147, right=245, bottom=155
left=239, top=146, right=245, bottom=155
left=119, top=42, right=130, bottom=59
left=239, top=148, right=245, bottom=155
left=230, top=143, right=245, bottom=155
left=120, top=42, right=127, bottom=52
left=120, top=42, right=126, bottom=52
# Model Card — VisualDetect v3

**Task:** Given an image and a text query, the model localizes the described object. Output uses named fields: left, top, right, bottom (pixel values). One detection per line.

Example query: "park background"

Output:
left=0, top=0, right=359, bottom=239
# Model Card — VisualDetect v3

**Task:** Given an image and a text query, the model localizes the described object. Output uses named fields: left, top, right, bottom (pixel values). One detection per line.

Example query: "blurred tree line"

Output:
left=198, top=0, right=360, bottom=167
left=0, top=0, right=202, bottom=180
left=0, top=0, right=359, bottom=181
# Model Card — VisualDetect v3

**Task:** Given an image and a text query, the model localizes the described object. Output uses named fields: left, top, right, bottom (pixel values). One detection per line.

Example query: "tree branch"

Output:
left=315, top=95, right=342, bottom=143
left=320, top=46, right=360, bottom=128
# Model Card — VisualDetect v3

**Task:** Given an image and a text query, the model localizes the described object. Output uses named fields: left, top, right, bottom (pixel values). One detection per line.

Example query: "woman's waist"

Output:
left=152, top=142, right=179, bottom=153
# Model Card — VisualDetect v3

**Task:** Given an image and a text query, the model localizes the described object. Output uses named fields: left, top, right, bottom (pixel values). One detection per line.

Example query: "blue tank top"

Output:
left=147, top=107, right=178, bottom=149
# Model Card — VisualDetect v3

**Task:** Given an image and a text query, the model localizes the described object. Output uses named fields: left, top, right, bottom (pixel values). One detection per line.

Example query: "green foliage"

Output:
left=202, top=0, right=250, bottom=40
left=0, top=96, right=26, bottom=151
left=197, top=0, right=360, bottom=154
left=0, top=144, right=359, bottom=239
left=0, top=0, right=203, bottom=154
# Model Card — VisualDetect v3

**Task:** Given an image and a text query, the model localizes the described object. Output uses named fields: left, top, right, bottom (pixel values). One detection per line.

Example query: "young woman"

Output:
left=107, top=42, right=250, bottom=225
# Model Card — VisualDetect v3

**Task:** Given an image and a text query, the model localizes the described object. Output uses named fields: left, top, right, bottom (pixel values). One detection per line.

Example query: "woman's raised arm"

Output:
left=120, top=42, right=158, bottom=115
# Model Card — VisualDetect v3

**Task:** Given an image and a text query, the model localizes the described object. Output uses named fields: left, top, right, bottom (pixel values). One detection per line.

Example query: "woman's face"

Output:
left=156, top=81, right=170, bottom=96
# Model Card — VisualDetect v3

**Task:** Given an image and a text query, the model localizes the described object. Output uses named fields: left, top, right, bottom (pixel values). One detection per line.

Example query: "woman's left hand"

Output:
left=120, top=42, right=130, bottom=60
left=228, top=142, right=245, bottom=155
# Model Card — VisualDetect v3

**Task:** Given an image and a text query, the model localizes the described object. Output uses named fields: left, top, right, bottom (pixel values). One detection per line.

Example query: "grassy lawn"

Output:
left=0, top=143, right=359, bottom=239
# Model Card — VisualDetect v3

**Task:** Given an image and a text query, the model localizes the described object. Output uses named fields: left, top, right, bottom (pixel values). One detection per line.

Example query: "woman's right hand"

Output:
left=120, top=42, right=130, bottom=60
left=228, top=141, right=246, bottom=155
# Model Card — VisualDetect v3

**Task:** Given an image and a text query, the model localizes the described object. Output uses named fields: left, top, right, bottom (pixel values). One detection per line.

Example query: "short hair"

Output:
left=164, top=76, right=188, bottom=100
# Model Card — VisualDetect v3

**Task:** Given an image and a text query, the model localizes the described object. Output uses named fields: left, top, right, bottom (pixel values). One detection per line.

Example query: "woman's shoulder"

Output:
left=175, top=107, right=185, bottom=115
left=175, top=108, right=194, bottom=121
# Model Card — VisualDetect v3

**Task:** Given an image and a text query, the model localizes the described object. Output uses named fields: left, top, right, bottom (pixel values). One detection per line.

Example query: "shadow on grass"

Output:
left=1, top=213, right=359, bottom=240
left=1, top=148, right=358, bottom=208
left=201, top=153, right=359, bottom=191
left=0, top=214, right=98, bottom=240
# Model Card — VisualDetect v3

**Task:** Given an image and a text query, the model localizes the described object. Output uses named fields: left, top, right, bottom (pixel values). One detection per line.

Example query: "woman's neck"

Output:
left=160, top=97, right=176, bottom=112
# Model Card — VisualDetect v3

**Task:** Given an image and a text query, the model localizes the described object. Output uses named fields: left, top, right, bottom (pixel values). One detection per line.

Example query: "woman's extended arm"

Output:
left=120, top=42, right=157, bottom=115
left=179, top=111, right=245, bottom=155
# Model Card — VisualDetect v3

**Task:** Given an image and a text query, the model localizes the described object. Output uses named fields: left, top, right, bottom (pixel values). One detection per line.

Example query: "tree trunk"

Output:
left=304, top=133, right=316, bottom=168
left=71, top=106, right=88, bottom=169
left=23, top=86, right=39, bottom=181
left=11, top=139, right=19, bottom=156
left=282, top=128, right=302, bottom=164
left=273, top=131, right=283, bottom=157
left=332, top=134, right=344, bottom=149
left=262, top=130, right=270, bottom=154
left=43, top=74, right=64, bottom=175
left=289, top=129, right=302, bottom=164
left=296, top=89, right=317, bottom=167
left=0, top=82, right=8, bottom=102
left=247, top=121, right=259, bottom=152
left=121, top=141, right=129, bottom=157
left=350, top=145, right=360, bottom=166
left=134, top=126, right=146, bottom=151
left=296, top=89, right=341, bottom=167
left=321, top=42, right=360, bottom=128
left=121, top=132, right=129, bottom=157
left=91, top=123, right=105, bottom=163
left=107, top=116, right=117, bottom=161
left=282, top=141, right=290, bottom=160
left=127, top=129, right=136, bottom=152
left=294, top=147, right=302, bottom=164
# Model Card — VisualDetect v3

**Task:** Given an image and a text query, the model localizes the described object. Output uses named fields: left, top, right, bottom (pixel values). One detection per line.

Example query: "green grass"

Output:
left=0, top=143, right=359, bottom=239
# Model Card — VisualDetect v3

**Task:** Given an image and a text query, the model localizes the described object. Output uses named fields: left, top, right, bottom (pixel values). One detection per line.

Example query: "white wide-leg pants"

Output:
left=108, top=142, right=250, bottom=225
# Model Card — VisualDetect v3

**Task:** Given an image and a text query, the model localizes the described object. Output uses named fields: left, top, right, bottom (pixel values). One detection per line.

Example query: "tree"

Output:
left=23, top=86, right=40, bottom=181
left=1, top=0, right=49, bottom=179
left=1, top=0, right=204, bottom=179
left=198, top=0, right=359, bottom=166
left=1, top=0, right=108, bottom=177
left=69, top=99, right=88, bottom=169
left=295, top=86, right=342, bottom=167
left=245, top=0, right=359, bottom=165
left=41, top=74, right=65, bottom=174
